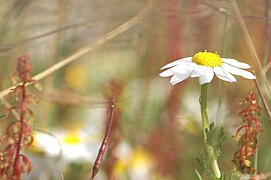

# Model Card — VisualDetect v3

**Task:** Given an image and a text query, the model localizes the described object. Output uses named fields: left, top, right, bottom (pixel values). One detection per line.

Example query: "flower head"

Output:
left=159, top=50, right=256, bottom=85
left=58, top=131, right=100, bottom=163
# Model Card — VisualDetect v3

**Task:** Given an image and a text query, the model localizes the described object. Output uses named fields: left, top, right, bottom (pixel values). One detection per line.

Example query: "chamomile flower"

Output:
left=159, top=51, right=256, bottom=85
left=57, top=130, right=100, bottom=163
left=28, top=131, right=61, bottom=157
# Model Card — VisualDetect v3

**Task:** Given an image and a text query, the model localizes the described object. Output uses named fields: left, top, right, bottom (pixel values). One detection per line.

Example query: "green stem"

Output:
left=200, top=83, right=209, bottom=138
left=200, top=83, right=221, bottom=179
left=254, top=134, right=259, bottom=175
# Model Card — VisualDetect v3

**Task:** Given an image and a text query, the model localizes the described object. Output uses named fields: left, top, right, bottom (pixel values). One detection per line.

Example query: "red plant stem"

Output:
left=90, top=99, right=115, bottom=180
left=13, top=82, right=26, bottom=176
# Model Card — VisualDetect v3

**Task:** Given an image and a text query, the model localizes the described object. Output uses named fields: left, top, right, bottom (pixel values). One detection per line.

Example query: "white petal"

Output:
left=170, top=72, right=191, bottom=85
left=221, top=63, right=256, bottom=79
left=190, top=64, right=204, bottom=78
left=170, top=62, right=193, bottom=74
left=159, top=69, right=174, bottom=77
left=159, top=62, right=192, bottom=77
left=161, top=57, right=192, bottom=69
left=222, top=58, right=251, bottom=69
left=214, top=66, right=237, bottom=82
left=169, top=63, right=194, bottom=85
left=199, top=67, right=214, bottom=85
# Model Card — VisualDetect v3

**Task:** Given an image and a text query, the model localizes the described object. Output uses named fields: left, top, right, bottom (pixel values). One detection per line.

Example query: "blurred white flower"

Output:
left=25, top=131, right=62, bottom=180
left=159, top=50, right=256, bottom=85
left=57, top=130, right=100, bottom=163
left=25, top=129, right=101, bottom=180
left=29, top=131, right=61, bottom=157
left=113, top=143, right=154, bottom=180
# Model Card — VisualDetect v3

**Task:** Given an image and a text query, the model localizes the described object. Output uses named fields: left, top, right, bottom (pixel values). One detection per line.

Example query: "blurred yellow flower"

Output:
left=113, top=145, right=154, bottom=179
left=128, top=148, right=153, bottom=171
left=64, top=64, right=88, bottom=90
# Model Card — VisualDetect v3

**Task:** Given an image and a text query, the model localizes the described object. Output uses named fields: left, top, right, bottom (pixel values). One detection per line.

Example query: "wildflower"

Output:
left=113, top=144, right=154, bottom=180
left=159, top=51, right=256, bottom=178
left=27, top=131, right=61, bottom=157
left=57, top=130, right=100, bottom=163
left=25, top=131, right=62, bottom=180
left=64, top=64, right=88, bottom=90
left=159, top=50, right=256, bottom=85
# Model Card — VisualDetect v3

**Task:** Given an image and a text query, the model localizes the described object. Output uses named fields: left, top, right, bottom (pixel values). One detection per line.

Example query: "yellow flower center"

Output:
left=192, top=51, right=222, bottom=67
left=63, top=134, right=81, bottom=145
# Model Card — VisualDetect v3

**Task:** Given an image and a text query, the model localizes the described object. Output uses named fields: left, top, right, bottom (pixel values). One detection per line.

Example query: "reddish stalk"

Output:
left=101, top=80, right=123, bottom=180
left=232, top=92, right=262, bottom=173
left=90, top=99, right=115, bottom=180
left=12, top=82, right=27, bottom=177
left=0, top=54, right=34, bottom=179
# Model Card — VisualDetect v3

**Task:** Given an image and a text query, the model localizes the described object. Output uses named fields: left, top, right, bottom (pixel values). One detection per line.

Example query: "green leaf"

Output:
left=0, top=114, right=6, bottom=118
left=204, top=123, right=227, bottom=159
left=219, top=171, right=240, bottom=180
left=196, top=156, right=205, bottom=170
left=209, top=122, right=215, bottom=130
left=215, top=126, right=227, bottom=158
left=196, top=151, right=212, bottom=175
left=205, top=122, right=217, bottom=146
left=195, top=169, right=202, bottom=180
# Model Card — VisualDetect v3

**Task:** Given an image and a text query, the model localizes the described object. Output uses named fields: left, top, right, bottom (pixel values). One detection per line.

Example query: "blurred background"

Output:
left=0, top=0, right=270, bottom=179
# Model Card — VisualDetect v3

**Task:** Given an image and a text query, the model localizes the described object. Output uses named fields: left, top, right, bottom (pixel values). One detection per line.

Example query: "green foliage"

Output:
left=0, top=114, right=5, bottom=118
left=220, top=170, right=240, bottom=180
left=195, top=169, right=202, bottom=180
left=196, top=150, right=212, bottom=176
left=195, top=167, right=240, bottom=180
left=196, top=123, right=227, bottom=179
left=205, top=122, right=227, bottom=159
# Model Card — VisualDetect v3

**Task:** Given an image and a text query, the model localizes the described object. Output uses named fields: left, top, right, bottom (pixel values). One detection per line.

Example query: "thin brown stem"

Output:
left=230, top=0, right=262, bottom=70
left=90, top=100, right=115, bottom=180
left=0, top=20, right=95, bottom=53
left=202, top=0, right=271, bottom=21
left=0, top=0, right=154, bottom=101
left=231, top=0, right=271, bottom=103
left=254, top=78, right=271, bottom=125
left=263, top=61, right=271, bottom=74
left=263, top=0, right=271, bottom=67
